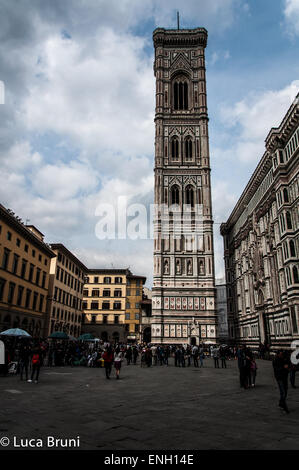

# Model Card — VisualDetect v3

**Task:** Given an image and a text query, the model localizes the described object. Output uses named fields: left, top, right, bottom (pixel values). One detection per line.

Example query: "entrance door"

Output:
left=143, top=327, right=151, bottom=344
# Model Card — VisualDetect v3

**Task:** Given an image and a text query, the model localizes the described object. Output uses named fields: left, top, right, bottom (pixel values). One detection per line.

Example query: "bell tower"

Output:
left=152, top=27, right=217, bottom=345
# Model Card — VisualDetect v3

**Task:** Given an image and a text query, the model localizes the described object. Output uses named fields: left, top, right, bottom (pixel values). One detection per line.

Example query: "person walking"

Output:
left=19, top=344, right=31, bottom=381
left=290, top=360, right=297, bottom=389
left=114, top=348, right=123, bottom=380
left=132, top=346, right=139, bottom=365
left=186, top=345, right=192, bottom=367
left=175, top=347, right=181, bottom=367
left=181, top=347, right=186, bottom=367
left=199, top=346, right=204, bottom=368
left=212, top=346, right=220, bottom=368
left=125, top=346, right=132, bottom=365
left=238, top=346, right=248, bottom=389
left=103, top=346, right=114, bottom=379
left=250, top=357, right=258, bottom=387
left=192, top=345, right=199, bottom=367
left=220, top=347, right=227, bottom=369
left=273, top=350, right=290, bottom=413
left=145, top=346, right=152, bottom=367
left=28, top=348, right=41, bottom=384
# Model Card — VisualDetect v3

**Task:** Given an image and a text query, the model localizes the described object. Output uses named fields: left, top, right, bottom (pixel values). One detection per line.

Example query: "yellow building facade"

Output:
left=125, top=274, right=146, bottom=342
left=82, top=269, right=146, bottom=343
left=0, top=204, right=55, bottom=337
left=46, top=244, right=87, bottom=338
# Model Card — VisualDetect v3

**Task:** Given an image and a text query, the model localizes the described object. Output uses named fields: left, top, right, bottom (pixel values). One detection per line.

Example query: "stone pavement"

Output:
left=0, top=358, right=298, bottom=450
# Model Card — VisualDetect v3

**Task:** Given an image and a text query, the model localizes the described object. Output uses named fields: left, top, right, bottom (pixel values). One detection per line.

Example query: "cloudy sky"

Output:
left=0, top=0, right=299, bottom=286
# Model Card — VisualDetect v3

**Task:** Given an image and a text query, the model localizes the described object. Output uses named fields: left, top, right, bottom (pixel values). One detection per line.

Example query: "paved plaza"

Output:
left=0, top=358, right=298, bottom=450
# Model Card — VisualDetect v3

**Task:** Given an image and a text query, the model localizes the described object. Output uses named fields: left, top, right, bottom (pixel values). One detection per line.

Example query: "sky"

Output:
left=0, top=0, right=299, bottom=287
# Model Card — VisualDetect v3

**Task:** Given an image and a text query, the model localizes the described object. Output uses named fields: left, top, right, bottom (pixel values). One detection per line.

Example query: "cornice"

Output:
left=153, top=28, right=208, bottom=49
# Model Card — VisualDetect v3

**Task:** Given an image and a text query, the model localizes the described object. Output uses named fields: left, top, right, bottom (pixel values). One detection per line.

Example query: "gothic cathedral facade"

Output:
left=152, top=27, right=217, bottom=345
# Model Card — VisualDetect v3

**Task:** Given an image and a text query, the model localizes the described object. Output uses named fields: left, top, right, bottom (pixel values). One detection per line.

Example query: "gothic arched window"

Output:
left=185, top=136, right=192, bottom=160
left=293, top=266, right=299, bottom=284
left=171, top=185, right=180, bottom=205
left=198, top=188, right=202, bottom=205
left=286, top=211, right=293, bottom=230
left=185, top=185, right=194, bottom=208
left=171, top=137, right=179, bottom=160
left=290, top=240, right=296, bottom=257
left=173, top=76, right=189, bottom=111
left=283, top=188, right=289, bottom=203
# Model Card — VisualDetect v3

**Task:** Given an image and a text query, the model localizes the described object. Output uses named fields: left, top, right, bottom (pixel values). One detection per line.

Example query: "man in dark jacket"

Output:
left=273, top=350, right=290, bottom=413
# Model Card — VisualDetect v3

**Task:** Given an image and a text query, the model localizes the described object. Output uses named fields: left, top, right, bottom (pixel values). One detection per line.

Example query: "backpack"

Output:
left=32, top=354, right=40, bottom=365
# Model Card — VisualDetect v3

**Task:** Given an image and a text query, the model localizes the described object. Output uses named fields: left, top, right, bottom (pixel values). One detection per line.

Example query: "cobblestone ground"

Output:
left=0, top=358, right=298, bottom=450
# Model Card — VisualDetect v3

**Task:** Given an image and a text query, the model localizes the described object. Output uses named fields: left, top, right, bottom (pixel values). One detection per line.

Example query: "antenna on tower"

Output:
left=177, top=11, right=180, bottom=30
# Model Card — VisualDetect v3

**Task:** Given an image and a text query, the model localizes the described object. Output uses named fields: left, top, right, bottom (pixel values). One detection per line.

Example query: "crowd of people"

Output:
left=0, top=336, right=297, bottom=413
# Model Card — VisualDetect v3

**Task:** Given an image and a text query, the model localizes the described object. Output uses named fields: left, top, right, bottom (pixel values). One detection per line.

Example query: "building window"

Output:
left=7, top=231, right=12, bottom=241
left=36, top=269, right=41, bottom=286
left=25, top=289, right=31, bottom=308
left=41, top=272, right=46, bottom=289
left=115, top=277, right=122, bottom=284
left=185, top=185, right=194, bottom=207
left=82, top=301, right=88, bottom=309
left=286, top=211, right=293, bottom=230
left=283, top=188, right=289, bottom=203
left=7, top=282, right=15, bottom=303
left=24, top=244, right=28, bottom=253
left=16, top=238, right=21, bottom=247
left=2, top=249, right=10, bottom=270
left=32, top=292, right=38, bottom=311
left=28, top=264, right=34, bottom=283
left=103, top=289, right=111, bottom=297
left=293, top=266, right=299, bottom=284
left=135, top=313, right=140, bottom=320
left=102, top=302, right=110, bottom=310
left=125, top=313, right=130, bottom=320
left=173, top=77, right=188, bottom=110
left=171, top=185, right=180, bottom=205
left=39, top=295, right=44, bottom=312
left=113, top=302, right=121, bottom=310
left=91, top=315, right=96, bottom=324
left=92, top=289, right=100, bottom=297
left=12, top=254, right=19, bottom=275
left=126, top=302, right=130, bottom=309
left=290, top=240, right=296, bottom=257
left=114, top=290, right=122, bottom=297
left=91, top=301, right=99, bottom=310
left=185, top=137, right=192, bottom=160
left=0, top=278, right=6, bottom=301
left=114, top=316, right=119, bottom=324
left=94, top=276, right=99, bottom=283
left=103, top=315, right=108, bottom=324
left=290, top=306, right=298, bottom=334
left=104, top=277, right=111, bottom=284
left=171, top=137, right=179, bottom=160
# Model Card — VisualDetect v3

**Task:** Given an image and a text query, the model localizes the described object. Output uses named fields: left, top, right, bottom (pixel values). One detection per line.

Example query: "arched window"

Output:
left=283, top=188, right=289, bottom=203
left=185, top=185, right=194, bottom=208
left=286, top=212, right=292, bottom=230
left=290, top=240, right=296, bottom=257
left=171, top=185, right=180, bottom=205
left=293, top=266, right=299, bottom=284
left=198, top=188, right=202, bottom=205
left=171, top=137, right=179, bottom=160
left=185, top=137, right=192, bottom=160
left=173, top=77, right=189, bottom=110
